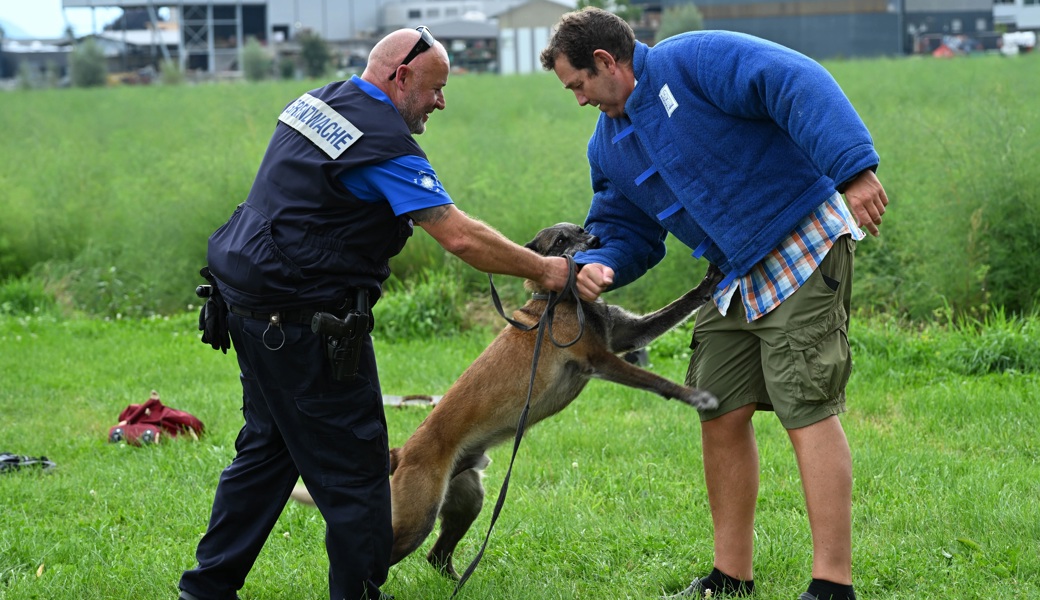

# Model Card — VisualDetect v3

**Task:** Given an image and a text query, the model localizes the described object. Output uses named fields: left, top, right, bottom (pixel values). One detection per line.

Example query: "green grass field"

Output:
left=2, top=51, right=1040, bottom=599
left=1, top=311, right=1038, bottom=599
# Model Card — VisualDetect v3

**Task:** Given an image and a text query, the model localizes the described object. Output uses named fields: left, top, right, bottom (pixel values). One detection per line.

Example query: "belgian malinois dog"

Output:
left=292, top=223, right=723, bottom=578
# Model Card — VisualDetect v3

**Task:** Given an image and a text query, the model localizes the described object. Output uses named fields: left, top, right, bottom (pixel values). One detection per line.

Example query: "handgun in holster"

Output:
left=311, top=289, right=371, bottom=381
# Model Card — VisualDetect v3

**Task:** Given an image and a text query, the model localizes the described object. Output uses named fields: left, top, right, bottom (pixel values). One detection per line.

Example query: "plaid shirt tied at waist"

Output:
left=714, top=192, right=866, bottom=322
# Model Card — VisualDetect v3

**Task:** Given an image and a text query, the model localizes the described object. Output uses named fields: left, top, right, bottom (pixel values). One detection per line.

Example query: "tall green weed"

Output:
left=2, top=55, right=1039, bottom=323
left=830, top=56, right=1040, bottom=319
left=851, top=309, right=1040, bottom=378
left=375, top=267, right=467, bottom=343
left=0, top=276, right=55, bottom=316
left=947, top=308, right=1040, bottom=375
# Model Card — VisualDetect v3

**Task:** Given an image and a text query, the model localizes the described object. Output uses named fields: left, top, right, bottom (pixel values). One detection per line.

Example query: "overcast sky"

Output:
left=1, top=0, right=123, bottom=38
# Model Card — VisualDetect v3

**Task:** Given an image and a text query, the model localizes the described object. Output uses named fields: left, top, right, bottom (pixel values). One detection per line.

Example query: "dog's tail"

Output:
left=289, top=446, right=404, bottom=507
left=289, top=484, right=316, bottom=506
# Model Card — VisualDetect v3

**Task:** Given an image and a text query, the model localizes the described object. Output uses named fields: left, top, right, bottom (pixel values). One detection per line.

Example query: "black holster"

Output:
left=311, top=289, right=371, bottom=381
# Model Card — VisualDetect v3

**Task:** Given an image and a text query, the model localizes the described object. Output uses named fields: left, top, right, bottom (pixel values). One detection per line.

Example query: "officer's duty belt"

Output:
left=228, top=306, right=324, bottom=324
left=229, top=297, right=366, bottom=325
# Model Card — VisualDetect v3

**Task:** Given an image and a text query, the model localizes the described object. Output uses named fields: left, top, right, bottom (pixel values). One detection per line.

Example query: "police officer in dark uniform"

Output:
left=179, top=27, right=574, bottom=600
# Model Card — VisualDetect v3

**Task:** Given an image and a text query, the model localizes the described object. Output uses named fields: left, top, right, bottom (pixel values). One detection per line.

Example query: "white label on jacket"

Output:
left=278, top=93, right=363, bottom=159
left=659, top=83, right=678, bottom=117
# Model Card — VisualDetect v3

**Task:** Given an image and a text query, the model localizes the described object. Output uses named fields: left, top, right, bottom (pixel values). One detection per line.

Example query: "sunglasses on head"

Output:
left=388, top=26, right=436, bottom=81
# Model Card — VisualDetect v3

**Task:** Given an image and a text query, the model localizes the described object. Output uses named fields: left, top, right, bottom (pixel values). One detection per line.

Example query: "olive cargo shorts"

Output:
left=686, top=235, right=856, bottom=430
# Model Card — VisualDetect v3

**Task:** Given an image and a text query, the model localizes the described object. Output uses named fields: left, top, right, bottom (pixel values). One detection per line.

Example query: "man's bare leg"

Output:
left=788, top=415, right=853, bottom=585
left=701, top=403, right=760, bottom=581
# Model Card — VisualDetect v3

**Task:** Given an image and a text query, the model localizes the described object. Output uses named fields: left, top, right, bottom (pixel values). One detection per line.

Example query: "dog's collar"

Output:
left=531, top=293, right=551, bottom=301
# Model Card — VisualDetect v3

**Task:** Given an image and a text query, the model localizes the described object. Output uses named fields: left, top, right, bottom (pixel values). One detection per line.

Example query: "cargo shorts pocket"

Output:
left=784, top=308, right=851, bottom=404
left=684, top=338, right=700, bottom=387
left=295, top=394, right=390, bottom=487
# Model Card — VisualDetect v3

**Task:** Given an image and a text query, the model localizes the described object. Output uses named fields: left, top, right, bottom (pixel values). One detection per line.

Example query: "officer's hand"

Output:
left=536, top=256, right=571, bottom=294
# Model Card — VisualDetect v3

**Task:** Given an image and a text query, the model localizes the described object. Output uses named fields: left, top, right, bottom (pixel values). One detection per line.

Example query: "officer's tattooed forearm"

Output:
left=410, top=205, right=450, bottom=225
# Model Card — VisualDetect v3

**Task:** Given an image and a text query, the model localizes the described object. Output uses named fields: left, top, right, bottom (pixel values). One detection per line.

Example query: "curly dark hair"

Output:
left=540, top=7, right=636, bottom=74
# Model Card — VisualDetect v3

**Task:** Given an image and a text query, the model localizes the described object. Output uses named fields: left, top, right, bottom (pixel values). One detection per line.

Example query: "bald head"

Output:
left=362, top=28, right=449, bottom=90
left=362, top=28, right=450, bottom=135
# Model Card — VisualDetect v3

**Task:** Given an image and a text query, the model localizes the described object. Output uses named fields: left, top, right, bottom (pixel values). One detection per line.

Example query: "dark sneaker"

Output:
left=664, top=576, right=753, bottom=598
left=178, top=592, right=239, bottom=600
left=798, top=594, right=818, bottom=600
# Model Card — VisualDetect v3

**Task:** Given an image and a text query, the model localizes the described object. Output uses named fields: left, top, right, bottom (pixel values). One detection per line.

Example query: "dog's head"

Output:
left=524, top=223, right=600, bottom=258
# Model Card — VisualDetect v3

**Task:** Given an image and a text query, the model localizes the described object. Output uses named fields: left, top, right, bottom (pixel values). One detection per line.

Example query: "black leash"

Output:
left=450, top=257, right=584, bottom=597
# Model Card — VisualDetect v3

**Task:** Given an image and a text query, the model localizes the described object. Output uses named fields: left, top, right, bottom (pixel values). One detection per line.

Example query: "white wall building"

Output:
left=494, top=0, right=572, bottom=75
left=994, top=0, right=1040, bottom=30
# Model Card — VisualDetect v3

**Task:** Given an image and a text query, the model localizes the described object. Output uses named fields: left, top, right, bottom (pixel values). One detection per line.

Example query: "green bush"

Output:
left=159, top=59, right=185, bottom=85
left=298, top=30, right=330, bottom=78
left=980, top=192, right=1040, bottom=316
left=0, top=234, right=24, bottom=276
left=16, top=62, right=36, bottom=90
left=576, top=0, right=642, bottom=23
left=374, top=267, right=467, bottom=342
left=278, top=57, right=296, bottom=80
left=69, top=38, right=107, bottom=88
left=656, top=3, right=704, bottom=43
left=0, top=276, right=56, bottom=316
left=241, top=36, right=272, bottom=82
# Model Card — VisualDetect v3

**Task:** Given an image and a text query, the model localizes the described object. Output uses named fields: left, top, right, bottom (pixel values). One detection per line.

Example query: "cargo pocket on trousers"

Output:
left=784, top=309, right=851, bottom=404
left=295, top=395, right=389, bottom=487
left=685, top=337, right=700, bottom=387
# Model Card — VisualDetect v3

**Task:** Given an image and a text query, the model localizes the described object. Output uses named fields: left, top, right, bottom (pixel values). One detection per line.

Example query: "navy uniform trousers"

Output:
left=179, top=312, right=392, bottom=600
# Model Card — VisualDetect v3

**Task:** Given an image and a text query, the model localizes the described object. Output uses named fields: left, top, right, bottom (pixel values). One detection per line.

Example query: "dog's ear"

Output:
left=524, top=239, right=540, bottom=253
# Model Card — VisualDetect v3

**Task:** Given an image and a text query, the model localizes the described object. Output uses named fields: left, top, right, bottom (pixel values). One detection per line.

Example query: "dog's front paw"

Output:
left=680, top=388, right=719, bottom=411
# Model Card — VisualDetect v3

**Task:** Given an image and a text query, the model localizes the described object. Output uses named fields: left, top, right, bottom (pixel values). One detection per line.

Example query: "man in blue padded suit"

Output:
left=541, top=8, right=889, bottom=600
left=178, top=28, right=575, bottom=600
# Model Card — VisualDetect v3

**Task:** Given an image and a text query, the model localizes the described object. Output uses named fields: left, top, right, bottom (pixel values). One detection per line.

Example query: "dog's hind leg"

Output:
left=427, top=454, right=490, bottom=579
left=389, top=462, right=448, bottom=566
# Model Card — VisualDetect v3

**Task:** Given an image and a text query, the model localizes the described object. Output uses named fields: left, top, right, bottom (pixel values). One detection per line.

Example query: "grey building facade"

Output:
left=48, top=0, right=1011, bottom=78
left=640, top=0, right=995, bottom=59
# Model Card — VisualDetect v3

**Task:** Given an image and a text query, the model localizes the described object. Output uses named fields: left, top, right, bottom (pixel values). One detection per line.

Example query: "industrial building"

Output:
left=642, top=0, right=1002, bottom=58
left=1, top=1, right=1035, bottom=83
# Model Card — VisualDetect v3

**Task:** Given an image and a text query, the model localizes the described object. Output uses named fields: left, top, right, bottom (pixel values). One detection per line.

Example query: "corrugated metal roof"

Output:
left=1, top=39, right=69, bottom=53
left=94, top=29, right=179, bottom=46
left=490, top=0, right=577, bottom=18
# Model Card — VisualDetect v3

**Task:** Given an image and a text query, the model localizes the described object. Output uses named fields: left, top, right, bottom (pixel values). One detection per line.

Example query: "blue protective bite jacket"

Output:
left=573, top=31, right=880, bottom=288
